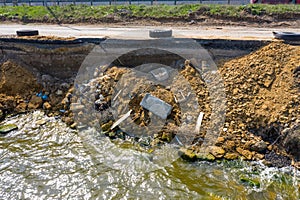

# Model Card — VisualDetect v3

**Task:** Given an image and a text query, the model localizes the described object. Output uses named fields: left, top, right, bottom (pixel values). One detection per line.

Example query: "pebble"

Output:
left=36, top=119, right=47, bottom=126
left=43, top=102, right=52, bottom=110
left=209, top=146, right=225, bottom=158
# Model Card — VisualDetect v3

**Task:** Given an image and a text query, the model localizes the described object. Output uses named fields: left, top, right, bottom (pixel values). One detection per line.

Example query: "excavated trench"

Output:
left=0, top=37, right=299, bottom=168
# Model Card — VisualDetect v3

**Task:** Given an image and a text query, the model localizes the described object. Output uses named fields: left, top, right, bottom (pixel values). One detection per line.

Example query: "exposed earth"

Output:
left=0, top=36, right=299, bottom=168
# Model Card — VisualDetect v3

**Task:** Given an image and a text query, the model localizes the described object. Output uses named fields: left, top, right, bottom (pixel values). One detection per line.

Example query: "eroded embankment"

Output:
left=0, top=38, right=299, bottom=168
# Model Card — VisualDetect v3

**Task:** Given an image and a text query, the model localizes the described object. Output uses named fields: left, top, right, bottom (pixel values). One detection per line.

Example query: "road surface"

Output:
left=1, top=24, right=299, bottom=40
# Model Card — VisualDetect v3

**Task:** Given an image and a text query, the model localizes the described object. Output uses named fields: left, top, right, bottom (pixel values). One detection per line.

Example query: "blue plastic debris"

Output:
left=42, top=94, right=48, bottom=101
left=36, top=92, right=43, bottom=97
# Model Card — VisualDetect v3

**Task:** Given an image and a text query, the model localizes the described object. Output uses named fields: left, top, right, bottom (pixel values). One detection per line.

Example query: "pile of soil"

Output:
left=0, top=60, right=40, bottom=96
left=0, top=61, right=41, bottom=116
left=91, top=65, right=211, bottom=145
left=0, top=60, right=73, bottom=120
left=87, top=41, right=299, bottom=167
left=219, top=42, right=300, bottom=166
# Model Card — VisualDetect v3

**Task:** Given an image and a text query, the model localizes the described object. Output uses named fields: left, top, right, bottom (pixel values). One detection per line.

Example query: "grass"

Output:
left=0, top=4, right=299, bottom=22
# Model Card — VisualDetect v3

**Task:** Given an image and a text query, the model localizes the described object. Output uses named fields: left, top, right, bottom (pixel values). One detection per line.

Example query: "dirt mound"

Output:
left=90, top=42, right=300, bottom=166
left=219, top=42, right=300, bottom=164
left=0, top=61, right=40, bottom=116
left=76, top=64, right=211, bottom=145
left=0, top=60, right=70, bottom=118
left=0, top=60, right=40, bottom=96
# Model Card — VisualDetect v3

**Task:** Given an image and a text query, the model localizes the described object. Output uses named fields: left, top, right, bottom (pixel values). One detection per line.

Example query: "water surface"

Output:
left=0, top=111, right=299, bottom=199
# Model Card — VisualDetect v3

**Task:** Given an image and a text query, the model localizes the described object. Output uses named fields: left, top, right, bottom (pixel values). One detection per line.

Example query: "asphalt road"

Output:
left=1, top=24, right=300, bottom=40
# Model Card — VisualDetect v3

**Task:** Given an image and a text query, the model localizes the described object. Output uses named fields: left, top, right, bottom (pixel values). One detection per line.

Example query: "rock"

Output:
left=105, top=131, right=116, bottom=139
left=179, top=148, right=197, bottom=161
left=197, top=153, right=215, bottom=161
left=43, top=102, right=52, bottom=110
left=224, top=153, right=238, bottom=160
left=209, top=146, right=225, bottom=158
left=283, top=129, right=300, bottom=161
left=236, top=147, right=253, bottom=160
left=28, top=95, right=43, bottom=109
left=70, top=123, right=77, bottom=129
left=240, top=176, right=260, bottom=187
left=60, top=82, right=70, bottom=89
left=253, top=153, right=265, bottom=160
left=250, top=141, right=268, bottom=153
left=36, top=119, right=47, bottom=126
left=215, top=137, right=225, bottom=145
left=161, top=132, right=173, bottom=142
left=15, top=102, right=27, bottom=113
left=0, top=124, right=18, bottom=134
left=63, top=117, right=74, bottom=126
left=189, top=20, right=196, bottom=25
left=101, top=121, right=113, bottom=132
left=262, top=74, right=275, bottom=88
left=225, top=140, right=236, bottom=151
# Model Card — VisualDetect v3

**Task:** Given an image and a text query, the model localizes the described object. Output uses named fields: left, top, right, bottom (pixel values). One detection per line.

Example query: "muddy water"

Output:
left=0, top=111, right=299, bottom=199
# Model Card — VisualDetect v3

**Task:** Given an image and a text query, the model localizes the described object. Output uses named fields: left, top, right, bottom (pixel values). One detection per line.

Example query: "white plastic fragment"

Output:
left=113, top=89, right=122, bottom=102
left=110, top=109, right=132, bottom=130
left=195, top=112, right=204, bottom=133
left=174, top=95, right=178, bottom=103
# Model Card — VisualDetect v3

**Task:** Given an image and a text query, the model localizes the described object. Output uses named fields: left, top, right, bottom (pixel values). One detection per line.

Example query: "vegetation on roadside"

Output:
left=0, top=4, right=299, bottom=23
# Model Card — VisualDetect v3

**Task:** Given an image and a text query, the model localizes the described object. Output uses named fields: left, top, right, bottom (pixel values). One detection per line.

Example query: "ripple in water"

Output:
left=0, top=111, right=299, bottom=199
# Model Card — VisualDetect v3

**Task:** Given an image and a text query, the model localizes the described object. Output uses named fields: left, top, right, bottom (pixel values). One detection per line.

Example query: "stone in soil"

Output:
left=28, top=95, right=43, bottom=109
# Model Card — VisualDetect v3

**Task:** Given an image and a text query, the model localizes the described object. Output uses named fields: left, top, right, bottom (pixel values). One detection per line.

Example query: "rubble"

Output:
left=0, top=41, right=299, bottom=167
